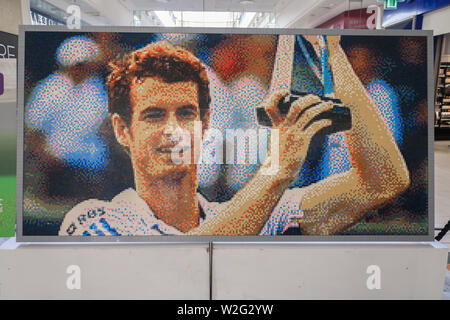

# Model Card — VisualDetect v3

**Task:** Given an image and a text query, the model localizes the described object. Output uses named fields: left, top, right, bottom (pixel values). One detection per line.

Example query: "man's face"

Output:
left=117, top=76, right=202, bottom=180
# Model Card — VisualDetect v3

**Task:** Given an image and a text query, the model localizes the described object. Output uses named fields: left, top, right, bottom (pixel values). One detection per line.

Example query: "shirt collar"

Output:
left=112, top=188, right=208, bottom=231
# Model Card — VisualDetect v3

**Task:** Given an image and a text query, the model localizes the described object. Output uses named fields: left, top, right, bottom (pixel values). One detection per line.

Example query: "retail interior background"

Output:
left=0, top=0, right=447, bottom=301
left=0, top=30, right=17, bottom=237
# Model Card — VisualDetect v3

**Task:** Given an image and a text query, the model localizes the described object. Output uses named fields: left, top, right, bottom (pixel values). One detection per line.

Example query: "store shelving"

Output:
left=436, top=62, right=450, bottom=127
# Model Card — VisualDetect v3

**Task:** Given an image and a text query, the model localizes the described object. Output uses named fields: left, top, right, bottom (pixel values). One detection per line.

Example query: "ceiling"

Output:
left=33, top=0, right=383, bottom=28
left=124, top=0, right=282, bottom=12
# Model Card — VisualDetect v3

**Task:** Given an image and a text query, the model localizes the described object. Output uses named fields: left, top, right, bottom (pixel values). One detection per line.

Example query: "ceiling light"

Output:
left=240, top=0, right=255, bottom=4
left=240, top=12, right=256, bottom=27
left=154, top=11, right=176, bottom=27
left=320, top=3, right=336, bottom=9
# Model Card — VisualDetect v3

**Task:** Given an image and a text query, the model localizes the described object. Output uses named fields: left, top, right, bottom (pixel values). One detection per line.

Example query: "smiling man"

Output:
left=59, top=38, right=410, bottom=237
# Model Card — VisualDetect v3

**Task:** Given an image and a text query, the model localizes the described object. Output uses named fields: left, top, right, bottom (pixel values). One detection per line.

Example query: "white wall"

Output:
left=87, top=0, right=133, bottom=26
left=423, top=5, right=450, bottom=36
left=0, top=0, right=30, bottom=34
left=44, top=0, right=133, bottom=26
left=442, top=34, right=450, bottom=63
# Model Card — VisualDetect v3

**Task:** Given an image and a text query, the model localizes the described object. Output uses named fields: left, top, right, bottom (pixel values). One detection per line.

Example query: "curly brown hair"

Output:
left=107, top=41, right=211, bottom=125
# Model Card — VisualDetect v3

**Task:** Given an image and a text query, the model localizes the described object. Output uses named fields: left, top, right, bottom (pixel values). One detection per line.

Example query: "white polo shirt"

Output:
left=59, top=188, right=304, bottom=236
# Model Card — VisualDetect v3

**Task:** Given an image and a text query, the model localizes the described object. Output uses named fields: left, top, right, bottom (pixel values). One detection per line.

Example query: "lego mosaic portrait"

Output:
left=17, top=27, right=432, bottom=241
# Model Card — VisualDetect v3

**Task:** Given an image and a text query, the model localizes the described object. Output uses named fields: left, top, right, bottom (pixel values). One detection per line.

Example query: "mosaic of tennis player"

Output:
left=59, top=35, right=410, bottom=236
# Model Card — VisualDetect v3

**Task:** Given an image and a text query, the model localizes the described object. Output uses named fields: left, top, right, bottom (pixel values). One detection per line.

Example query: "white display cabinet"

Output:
left=0, top=240, right=447, bottom=300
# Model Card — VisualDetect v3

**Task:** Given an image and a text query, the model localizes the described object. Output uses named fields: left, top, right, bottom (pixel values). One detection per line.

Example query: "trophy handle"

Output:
left=269, top=34, right=295, bottom=94
left=297, top=35, right=335, bottom=98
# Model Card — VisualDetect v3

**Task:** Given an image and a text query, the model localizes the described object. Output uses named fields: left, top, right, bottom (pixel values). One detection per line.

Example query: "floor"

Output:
left=433, top=140, right=450, bottom=300
left=435, top=141, right=450, bottom=247
left=445, top=269, right=450, bottom=300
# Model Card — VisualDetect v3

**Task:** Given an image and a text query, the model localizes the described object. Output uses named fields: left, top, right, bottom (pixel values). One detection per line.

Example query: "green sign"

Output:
left=378, top=0, right=406, bottom=10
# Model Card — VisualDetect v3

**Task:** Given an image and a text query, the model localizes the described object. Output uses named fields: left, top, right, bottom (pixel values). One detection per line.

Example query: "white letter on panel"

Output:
left=66, top=265, right=81, bottom=290
left=366, top=265, right=381, bottom=290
